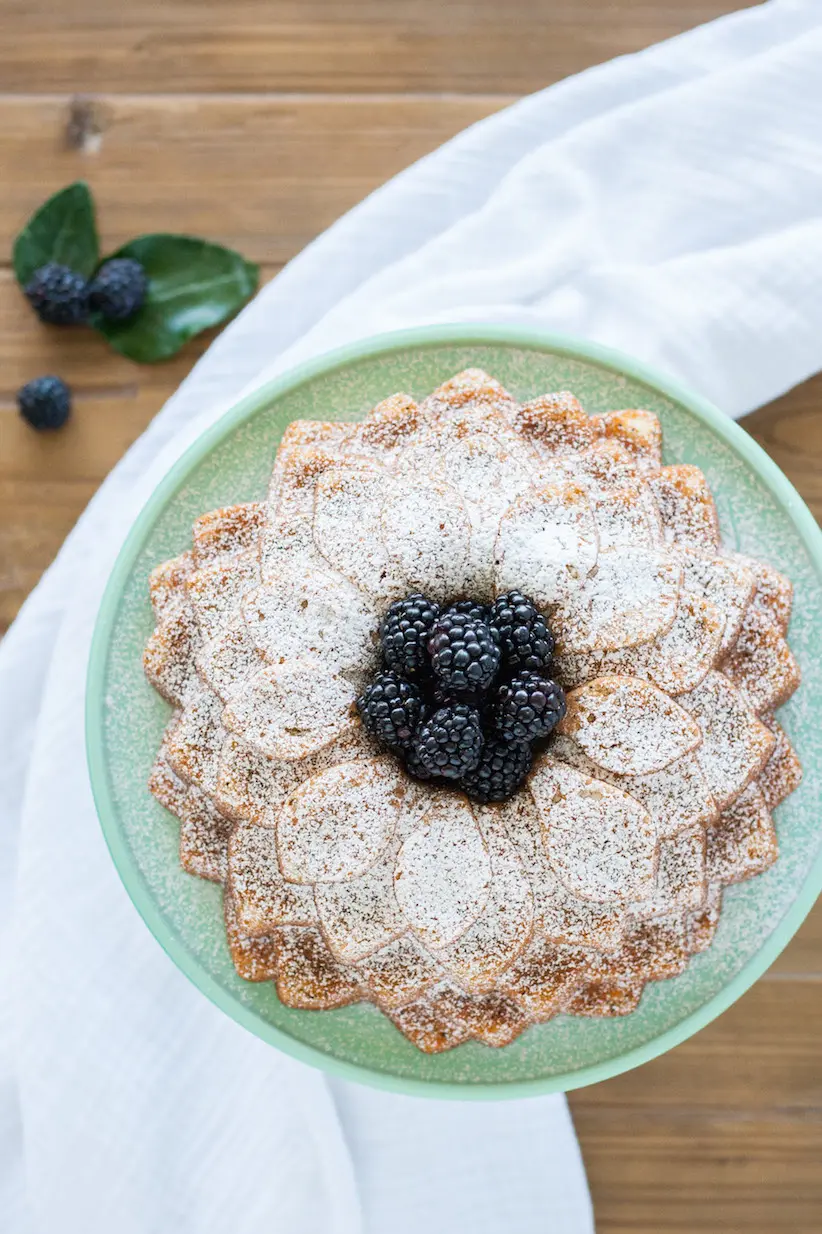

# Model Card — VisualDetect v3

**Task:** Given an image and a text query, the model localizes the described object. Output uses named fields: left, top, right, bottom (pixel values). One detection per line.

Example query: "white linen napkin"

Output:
left=3, top=1, right=822, bottom=1229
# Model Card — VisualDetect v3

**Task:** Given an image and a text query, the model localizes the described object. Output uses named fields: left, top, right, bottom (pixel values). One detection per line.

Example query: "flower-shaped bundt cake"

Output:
left=144, top=370, right=802, bottom=1052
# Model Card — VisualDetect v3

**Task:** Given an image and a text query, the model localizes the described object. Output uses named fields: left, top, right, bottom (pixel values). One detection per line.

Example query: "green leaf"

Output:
left=92, top=235, right=259, bottom=363
left=13, top=182, right=100, bottom=286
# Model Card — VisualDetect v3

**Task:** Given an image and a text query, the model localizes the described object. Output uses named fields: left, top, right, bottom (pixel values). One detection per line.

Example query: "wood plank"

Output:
left=770, top=902, right=822, bottom=977
left=571, top=979, right=822, bottom=1231
left=745, top=371, right=822, bottom=522
left=0, top=0, right=756, bottom=95
left=0, top=95, right=509, bottom=266
left=571, top=981, right=822, bottom=1112
left=575, top=1114, right=822, bottom=1234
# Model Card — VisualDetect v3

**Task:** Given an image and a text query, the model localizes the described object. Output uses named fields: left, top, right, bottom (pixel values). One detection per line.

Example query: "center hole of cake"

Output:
left=356, top=592, right=567, bottom=804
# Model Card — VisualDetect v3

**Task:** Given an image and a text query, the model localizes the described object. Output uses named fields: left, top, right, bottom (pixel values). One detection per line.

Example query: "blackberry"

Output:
left=356, top=672, right=426, bottom=750
left=432, top=682, right=487, bottom=714
left=494, top=671, right=567, bottom=742
left=446, top=599, right=490, bottom=624
left=381, top=593, right=440, bottom=678
left=414, top=704, right=483, bottom=780
left=460, top=737, right=532, bottom=804
left=489, top=591, right=554, bottom=673
left=24, top=262, right=89, bottom=325
left=16, top=376, right=71, bottom=430
left=89, top=258, right=149, bottom=322
left=404, top=744, right=442, bottom=784
left=427, top=612, right=500, bottom=693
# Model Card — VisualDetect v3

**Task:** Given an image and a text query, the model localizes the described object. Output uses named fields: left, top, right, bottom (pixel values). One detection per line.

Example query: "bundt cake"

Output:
left=144, top=369, right=802, bottom=1052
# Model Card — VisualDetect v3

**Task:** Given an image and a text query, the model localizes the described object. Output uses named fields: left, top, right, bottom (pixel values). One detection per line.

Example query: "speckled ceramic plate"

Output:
left=86, top=324, right=822, bottom=1099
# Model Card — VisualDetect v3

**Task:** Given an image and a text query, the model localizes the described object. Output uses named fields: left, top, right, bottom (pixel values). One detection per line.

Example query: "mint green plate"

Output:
left=86, top=325, right=822, bottom=1099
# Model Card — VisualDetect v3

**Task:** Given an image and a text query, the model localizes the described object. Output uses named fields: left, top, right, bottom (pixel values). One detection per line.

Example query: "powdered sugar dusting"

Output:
left=560, top=676, right=701, bottom=775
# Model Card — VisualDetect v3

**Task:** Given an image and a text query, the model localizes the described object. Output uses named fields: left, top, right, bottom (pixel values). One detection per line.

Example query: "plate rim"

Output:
left=86, top=322, right=822, bottom=1100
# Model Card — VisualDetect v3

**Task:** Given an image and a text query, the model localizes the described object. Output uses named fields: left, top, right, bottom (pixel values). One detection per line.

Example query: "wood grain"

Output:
left=0, top=0, right=756, bottom=95
left=1, top=1, right=820, bottom=1229
left=0, top=95, right=508, bottom=265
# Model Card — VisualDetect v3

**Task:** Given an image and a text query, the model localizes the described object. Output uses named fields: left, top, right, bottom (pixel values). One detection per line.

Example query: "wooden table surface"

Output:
left=1, top=2, right=819, bottom=1229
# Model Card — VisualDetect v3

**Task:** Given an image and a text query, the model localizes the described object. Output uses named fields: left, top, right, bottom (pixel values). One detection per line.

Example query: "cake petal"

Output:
left=592, top=408, right=662, bottom=469
left=688, top=884, right=723, bottom=953
left=590, top=484, right=663, bottom=551
left=224, top=893, right=280, bottom=982
left=143, top=604, right=198, bottom=706
left=196, top=612, right=262, bottom=702
left=215, top=726, right=378, bottom=827
left=275, top=925, right=365, bottom=1009
left=724, top=607, right=801, bottom=714
left=165, top=681, right=224, bottom=792
left=149, top=551, right=195, bottom=621
left=434, top=810, right=534, bottom=991
left=564, top=980, right=643, bottom=1018
left=387, top=982, right=474, bottom=1053
left=501, top=793, right=627, bottom=951
left=559, top=676, right=701, bottom=775
left=394, top=795, right=491, bottom=950
left=314, top=839, right=407, bottom=962
left=423, top=368, right=517, bottom=417
left=348, top=392, right=421, bottom=464
left=267, top=422, right=352, bottom=519
left=531, top=757, right=658, bottom=904
left=191, top=502, right=265, bottom=567
left=733, top=554, right=793, bottom=632
left=242, top=568, right=378, bottom=678
left=645, top=465, right=720, bottom=549
left=227, top=822, right=318, bottom=935
left=551, top=547, right=681, bottom=654
left=555, top=591, right=723, bottom=694
left=313, top=464, right=405, bottom=601
left=705, top=783, right=778, bottom=885
left=596, top=913, right=691, bottom=983
left=179, top=788, right=233, bottom=882
left=276, top=757, right=403, bottom=884
left=222, top=659, right=357, bottom=761
left=381, top=476, right=472, bottom=602
left=508, top=391, right=598, bottom=456
left=440, top=434, right=534, bottom=595
left=187, top=548, right=260, bottom=641
left=634, top=824, right=707, bottom=918
left=440, top=432, right=532, bottom=514
left=550, top=734, right=718, bottom=839
left=494, top=482, right=598, bottom=606
left=678, top=671, right=776, bottom=809
left=355, top=933, right=443, bottom=1010
left=678, top=549, right=756, bottom=654
left=499, top=938, right=598, bottom=1019
left=537, top=440, right=642, bottom=496
left=148, top=713, right=188, bottom=816
left=758, top=716, right=803, bottom=810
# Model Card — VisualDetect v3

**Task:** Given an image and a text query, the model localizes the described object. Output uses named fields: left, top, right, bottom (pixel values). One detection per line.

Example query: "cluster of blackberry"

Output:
left=357, top=591, right=566, bottom=803
left=24, top=258, right=148, bottom=326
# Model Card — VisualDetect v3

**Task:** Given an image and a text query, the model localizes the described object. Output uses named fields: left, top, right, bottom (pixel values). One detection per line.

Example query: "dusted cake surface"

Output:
left=144, top=369, right=802, bottom=1052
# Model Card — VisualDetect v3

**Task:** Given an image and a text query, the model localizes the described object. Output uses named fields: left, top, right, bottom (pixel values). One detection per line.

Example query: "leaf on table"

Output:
left=92, top=235, right=259, bottom=363
left=13, top=182, right=100, bottom=285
